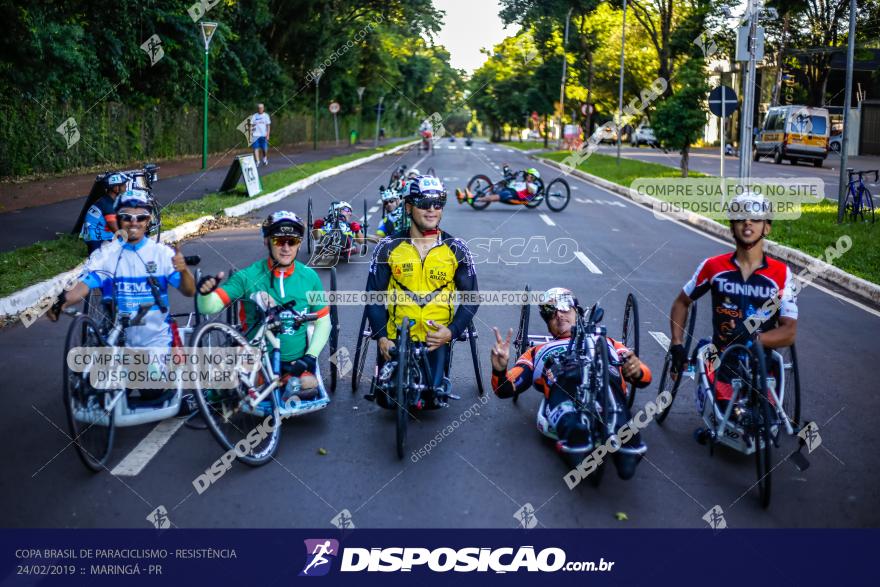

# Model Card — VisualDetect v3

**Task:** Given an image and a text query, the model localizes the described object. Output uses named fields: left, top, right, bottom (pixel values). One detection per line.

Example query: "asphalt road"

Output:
left=2, top=138, right=878, bottom=529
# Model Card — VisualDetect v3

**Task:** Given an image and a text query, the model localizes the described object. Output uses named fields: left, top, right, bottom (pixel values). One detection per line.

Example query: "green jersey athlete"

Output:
left=196, top=211, right=331, bottom=383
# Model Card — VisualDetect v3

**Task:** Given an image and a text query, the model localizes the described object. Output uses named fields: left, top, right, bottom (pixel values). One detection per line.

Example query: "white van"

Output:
left=754, top=105, right=830, bottom=167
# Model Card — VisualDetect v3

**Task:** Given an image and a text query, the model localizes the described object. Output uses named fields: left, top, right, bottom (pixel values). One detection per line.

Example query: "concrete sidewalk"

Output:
left=0, top=139, right=404, bottom=253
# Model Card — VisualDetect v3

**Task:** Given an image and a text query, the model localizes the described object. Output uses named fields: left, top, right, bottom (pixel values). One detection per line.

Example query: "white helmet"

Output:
left=330, top=201, right=353, bottom=214
left=406, top=168, right=421, bottom=179
left=727, top=192, right=772, bottom=223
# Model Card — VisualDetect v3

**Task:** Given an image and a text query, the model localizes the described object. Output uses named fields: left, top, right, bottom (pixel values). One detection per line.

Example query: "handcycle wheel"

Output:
left=191, top=320, right=281, bottom=466
left=306, top=197, right=313, bottom=255
left=467, top=322, right=485, bottom=396
left=655, top=301, right=697, bottom=425
left=83, top=289, right=111, bottom=331
left=395, top=320, right=410, bottom=459
left=361, top=200, right=369, bottom=255
left=63, top=315, right=115, bottom=472
left=512, top=285, right=531, bottom=404
left=351, top=308, right=372, bottom=393
left=589, top=334, right=611, bottom=487
left=467, top=175, right=492, bottom=210
left=524, top=177, right=545, bottom=208
left=544, top=178, right=571, bottom=212
left=622, top=293, right=640, bottom=409
left=777, top=344, right=801, bottom=432
left=329, top=267, right=339, bottom=393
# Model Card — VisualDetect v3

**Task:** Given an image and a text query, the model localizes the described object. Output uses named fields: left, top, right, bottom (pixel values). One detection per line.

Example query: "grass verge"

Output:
left=0, top=139, right=413, bottom=298
left=539, top=151, right=880, bottom=285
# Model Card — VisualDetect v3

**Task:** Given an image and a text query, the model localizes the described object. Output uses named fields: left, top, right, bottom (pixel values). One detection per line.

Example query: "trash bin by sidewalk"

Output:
left=350, top=130, right=358, bottom=146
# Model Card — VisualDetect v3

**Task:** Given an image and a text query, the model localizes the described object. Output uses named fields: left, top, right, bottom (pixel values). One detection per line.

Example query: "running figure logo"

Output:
left=299, top=539, right=339, bottom=577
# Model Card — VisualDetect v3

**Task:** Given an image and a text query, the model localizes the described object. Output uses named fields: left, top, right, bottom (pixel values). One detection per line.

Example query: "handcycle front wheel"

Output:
left=622, top=293, right=640, bottom=409
left=467, top=175, right=493, bottom=210
left=306, top=197, right=314, bottom=255
left=512, top=285, right=531, bottom=405
left=351, top=308, right=372, bottom=393
left=63, top=315, right=116, bottom=472
left=191, top=320, right=281, bottom=467
left=395, top=320, right=410, bottom=460
left=544, top=178, right=571, bottom=212
left=588, top=334, right=611, bottom=487
left=328, top=267, right=339, bottom=393
left=655, top=301, right=697, bottom=425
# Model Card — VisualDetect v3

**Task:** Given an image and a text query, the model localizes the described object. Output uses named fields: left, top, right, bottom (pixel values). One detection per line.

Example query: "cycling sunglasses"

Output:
left=338, top=207, right=353, bottom=214
left=412, top=198, right=445, bottom=210
left=538, top=298, right=576, bottom=321
left=117, top=213, right=151, bottom=223
left=272, top=236, right=302, bottom=248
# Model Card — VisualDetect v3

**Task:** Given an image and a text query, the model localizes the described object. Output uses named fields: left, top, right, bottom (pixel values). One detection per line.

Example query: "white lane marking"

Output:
left=493, top=148, right=501, bottom=152
left=464, top=146, right=472, bottom=150
left=111, top=418, right=185, bottom=477
left=478, top=147, right=487, bottom=151
left=442, top=177, right=459, bottom=181
left=550, top=163, right=880, bottom=318
left=576, top=197, right=594, bottom=204
left=368, top=206, right=379, bottom=214
left=572, top=185, right=579, bottom=190
left=539, top=213, right=556, bottom=226
left=574, top=251, right=603, bottom=274
left=650, top=331, right=671, bottom=352
left=448, top=145, right=457, bottom=150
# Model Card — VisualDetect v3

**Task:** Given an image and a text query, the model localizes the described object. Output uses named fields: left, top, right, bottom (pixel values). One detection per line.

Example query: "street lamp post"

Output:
left=357, top=86, right=366, bottom=143
left=199, top=22, right=218, bottom=170
left=837, top=0, right=857, bottom=223
left=313, top=69, right=322, bottom=151
left=616, top=0, right=627, bottom=165
left=558, top=8, right=573, bottom=150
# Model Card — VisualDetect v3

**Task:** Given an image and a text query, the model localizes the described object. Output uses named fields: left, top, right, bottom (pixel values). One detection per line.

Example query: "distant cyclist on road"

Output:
left=196, top=211, right=330, bottom=400
left=668, top=192, right=798, bottom=429
left=311, top=200, right=364, bottom=250
left=80, top=172, right=127, bottom=253
left=364, top=175, right=479, bottom=408
left=367, top=188, right=406, bottom=243
left=490, top=287, right=651, bottom=480
left=456, top=166, right=541, bottom=205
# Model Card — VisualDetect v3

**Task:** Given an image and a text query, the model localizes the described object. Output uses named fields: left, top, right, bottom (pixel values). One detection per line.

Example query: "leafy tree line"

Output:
left=0, top=0, right=463, bottom=177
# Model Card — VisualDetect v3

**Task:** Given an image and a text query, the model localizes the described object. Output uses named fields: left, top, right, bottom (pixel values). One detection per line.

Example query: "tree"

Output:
left=651, top=57, right=708, bottom=176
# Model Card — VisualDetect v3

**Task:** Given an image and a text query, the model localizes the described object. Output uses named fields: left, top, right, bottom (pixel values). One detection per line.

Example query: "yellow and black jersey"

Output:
left=365, top=229, right=479, bottom=343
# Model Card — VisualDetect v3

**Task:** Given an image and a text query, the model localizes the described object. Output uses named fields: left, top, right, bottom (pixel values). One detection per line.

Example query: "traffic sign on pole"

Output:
left=708, top=86, right=738, bottom=118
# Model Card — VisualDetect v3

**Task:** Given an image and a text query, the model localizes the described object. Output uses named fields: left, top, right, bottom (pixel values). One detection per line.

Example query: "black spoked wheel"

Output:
left=351, top=309, right=372, bottom=393
left=329, top=267, right=339, bottom=393
left=862, top=186, right=875, bottom=224
left=524, top=177, right=545, bottom=208
left=467, top=174, right=493, bottom=210
left=656, top=301, right=697, bottom=425
left=467, top=323, right=485, bottom=396
left=777, top=344, right=801, bottom=434
left=744, top=344, right=771, bottom=508
left=306, top=197, right=314, bottom=255
left=63, top=315, right=115, bottom=472
left=512, top=285, right=531, bottom=405
left=395, top=321, right=410, bottom=460
left=622, top=293, right=640, bottom=409
left=588, top=335, right=611, bottom=487
left=191, top=321, right=280, bottom=466
left=83, top=289, right=112, bottom=331
left=544, top=178, right=571, bottom=212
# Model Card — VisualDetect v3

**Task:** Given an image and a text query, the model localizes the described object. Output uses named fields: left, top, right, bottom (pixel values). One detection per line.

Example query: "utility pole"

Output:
left=738, top=0, right=759, bottom=179
left=616, top=0, right=628, bottom=165
left=313, top=70, right=322, bottom=151
left=558, top=8, right=573, bottom=149
left=837, top=0, right=857, bottom=223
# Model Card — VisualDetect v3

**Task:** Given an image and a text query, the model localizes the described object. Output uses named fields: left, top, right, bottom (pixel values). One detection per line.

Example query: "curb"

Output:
left=0, top=140, right=417, bottom=321
left=535, top=155, right=880, bottom=306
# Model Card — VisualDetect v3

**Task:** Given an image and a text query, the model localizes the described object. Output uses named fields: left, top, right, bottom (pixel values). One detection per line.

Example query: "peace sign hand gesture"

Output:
left=490, top=327, right=513, bottom=372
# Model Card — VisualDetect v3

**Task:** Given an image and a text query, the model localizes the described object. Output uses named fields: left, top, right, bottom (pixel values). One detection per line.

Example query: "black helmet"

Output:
left=404, top=175, right=447, bottom=205
left=261, top=210, right=305, bottom=238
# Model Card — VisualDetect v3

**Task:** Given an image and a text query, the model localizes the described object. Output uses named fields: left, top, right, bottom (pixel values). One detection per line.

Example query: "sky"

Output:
left=433, top=0, right=519, bottom=74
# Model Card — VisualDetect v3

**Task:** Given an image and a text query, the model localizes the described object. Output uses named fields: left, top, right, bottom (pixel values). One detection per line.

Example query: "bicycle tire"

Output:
left=329, top=267, right=338, bottom=393
left=467, top=175, right=493, bottom=210
left=544, top=178, right=571, bottom=212
left=191, top=320, right=281, bottom=466
left=63, top=315, right=115, bottom=472
left=777, top=344, right=801, bottom=432
left=589, top=335, right=611, bottom=487
left=654, top=353, right=682, bottom=425
left=622, top=293, right=640, bottom=409
left=351, top=308, right=371, bottom=393
left=307, top=197, right=313, bottom=255
left=524, top=177, right=545, bottom=208
left=395, top=321, right=410, bottom=459
left=512, top=285, right=530, bottom=404
left=468, top=322, right=485, bottom=396
left=750, top=343, right=772, bottom=508
left=862, top=185, right=875, bottom=224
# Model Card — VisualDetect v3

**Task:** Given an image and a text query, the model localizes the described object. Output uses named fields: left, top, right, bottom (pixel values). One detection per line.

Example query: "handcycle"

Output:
left=306, top=197, right=369, bottom=266
left=465, top=165, right=571, bottom=212
left=654, top=302, right=804, bottom=508
left=364, top=319, right=483, bottom=459
left=61, top=255, right=202, bottom=472
left=388, top=164, right=408, bottom=192
left=843, top=168, right=876, bottom=224
left=418, top=131, right=433, bottom=154
left=190, top=291, right=332, bottom=466
left=515, top=298, right=623, bottom=487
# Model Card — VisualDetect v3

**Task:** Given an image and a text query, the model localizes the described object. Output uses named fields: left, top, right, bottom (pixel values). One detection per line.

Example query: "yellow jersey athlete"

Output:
left=364, top=175, right=479, bottom=408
